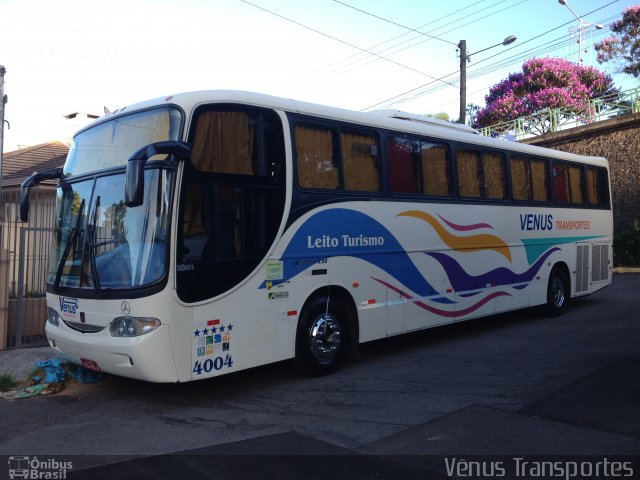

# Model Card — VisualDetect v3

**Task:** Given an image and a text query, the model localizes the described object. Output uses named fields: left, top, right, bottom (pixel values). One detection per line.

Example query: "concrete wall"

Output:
left=522, top=113, right=640, bottom=234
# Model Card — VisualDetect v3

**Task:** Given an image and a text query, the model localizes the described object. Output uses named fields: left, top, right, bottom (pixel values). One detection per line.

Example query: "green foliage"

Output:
left=426, top=112, right=451, bottom=121
left=474, top=57, right=617, bottom=131
left=466, top=103, right=482, bottom=127
left=594, top=6, right=640, bottom=78
left=613, top=221, right=640, bottom=266
left=0, top=372, right=20, bottom=392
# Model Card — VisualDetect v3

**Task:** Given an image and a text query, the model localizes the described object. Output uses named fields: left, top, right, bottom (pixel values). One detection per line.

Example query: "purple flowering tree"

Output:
left=594, top=5, right=640, bottom=78
left=474, top=57, right=617, bottom=134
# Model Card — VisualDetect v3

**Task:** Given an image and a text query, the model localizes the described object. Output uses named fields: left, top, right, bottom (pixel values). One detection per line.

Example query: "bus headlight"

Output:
left=47, top=307, right=60, bottom=327
left=109, top=317, right=160, bottom=337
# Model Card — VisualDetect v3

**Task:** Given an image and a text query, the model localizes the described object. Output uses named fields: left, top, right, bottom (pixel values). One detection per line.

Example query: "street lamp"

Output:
left=458, top=35, right=517, bottom=124
left=558, top=0, right=603, bottom=64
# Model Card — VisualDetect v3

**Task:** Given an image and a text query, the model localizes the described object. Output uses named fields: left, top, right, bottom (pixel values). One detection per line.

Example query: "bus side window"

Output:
left=553, top=163, right=569, bottom=203
left=553, top=163, right=584, bottom=204
left=457, top=149, right=481, bottom=198
left=511, top=157, right=549, bottom=202
left=484, top=152, right=506, bottom=199
left=531, top=159, right=549, bottom=202
left=567, top=165, right=584, bottom=204
left=295, top=124, right=339, bottom=189
left=387, top=137, right=418, bottom=194
left=420, top=141, right=451, bottom=197
left=191, top=111, right=255, bottom=175
left=587, top=167, right=609, bottom=206
left=342, top=131, right=381, bottom=192
left=510, top=157, right=531, bottom=201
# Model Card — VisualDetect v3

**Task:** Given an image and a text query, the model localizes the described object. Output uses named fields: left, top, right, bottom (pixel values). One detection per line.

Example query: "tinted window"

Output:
left=511, top=157, right=549, bottom=202
left=341, top=131, right=380, bottom=192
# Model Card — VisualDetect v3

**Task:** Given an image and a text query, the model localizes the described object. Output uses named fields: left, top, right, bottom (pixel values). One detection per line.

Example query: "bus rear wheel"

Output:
left=295, top=295, right=346, bottom=376
left=545, top=266, right=569, bottom=316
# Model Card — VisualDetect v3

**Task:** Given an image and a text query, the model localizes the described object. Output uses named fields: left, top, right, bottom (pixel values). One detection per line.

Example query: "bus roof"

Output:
left=90, top=90, right=608, bottom=168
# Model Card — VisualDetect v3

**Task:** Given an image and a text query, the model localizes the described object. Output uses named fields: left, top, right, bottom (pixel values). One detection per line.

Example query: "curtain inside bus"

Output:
left=191, top=112, right=255, bottom=174
left=295, top=125, right=339, bottom=189
left=421, top=143, right=450, bottom=196
left=341, top=132, right=380, bottom=191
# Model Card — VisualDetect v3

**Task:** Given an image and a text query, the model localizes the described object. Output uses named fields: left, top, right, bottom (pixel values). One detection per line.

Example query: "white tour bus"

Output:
left=20, top=91, right=612, bottom=382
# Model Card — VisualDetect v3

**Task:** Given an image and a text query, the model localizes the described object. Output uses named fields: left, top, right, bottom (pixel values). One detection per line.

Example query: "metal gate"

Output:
left=1, top=189, right=55, bottom=350
left=4, top=227, right=53, bottom=348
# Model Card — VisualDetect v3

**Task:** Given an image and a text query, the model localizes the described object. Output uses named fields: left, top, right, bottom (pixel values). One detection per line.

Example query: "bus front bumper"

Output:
left=45, top=322, right=179, bottom=383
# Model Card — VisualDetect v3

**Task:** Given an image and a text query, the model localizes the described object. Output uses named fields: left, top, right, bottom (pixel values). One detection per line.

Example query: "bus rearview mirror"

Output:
left=125, top=141, right=191, bottom=207
left=19, top=168, right=64, bottom=222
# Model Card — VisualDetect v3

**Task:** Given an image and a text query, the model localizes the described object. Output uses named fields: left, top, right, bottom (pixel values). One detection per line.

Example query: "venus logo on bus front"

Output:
left=59, top=296, right=78, bottom=317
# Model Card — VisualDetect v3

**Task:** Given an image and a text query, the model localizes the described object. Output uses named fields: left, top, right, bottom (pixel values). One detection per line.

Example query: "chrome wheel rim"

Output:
left=309, top=314, right=342, bottom=365
left=551, top=276, right=565, bottom=308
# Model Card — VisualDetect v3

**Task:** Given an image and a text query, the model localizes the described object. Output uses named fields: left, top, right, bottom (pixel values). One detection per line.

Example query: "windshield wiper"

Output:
left=87, top=196, right=103, bottom=295
left=54, top=199, right=85, bottom=289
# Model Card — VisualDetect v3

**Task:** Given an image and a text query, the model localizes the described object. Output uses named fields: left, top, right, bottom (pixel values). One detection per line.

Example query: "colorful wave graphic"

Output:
left=373, top=277, right=512, bottom=318
left=272, top=208, right=561, bottom=319
left=272, top=209, right=441, bottom=298
left=398, top=210, right=512, bottom=262
left=425, top=247, right=561, bottom=295
left=437, top=214, right=493, bottom=232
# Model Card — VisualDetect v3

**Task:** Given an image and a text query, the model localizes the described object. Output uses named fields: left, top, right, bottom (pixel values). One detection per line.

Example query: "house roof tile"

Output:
left=1, top=141, right=68, bottom=188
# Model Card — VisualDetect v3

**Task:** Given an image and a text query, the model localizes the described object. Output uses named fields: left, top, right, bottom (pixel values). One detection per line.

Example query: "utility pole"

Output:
left=458, top=41, right=467, bottom=125
left=0, top=65, right=6, bottom=237
left=457, top=36, right=517, bottom=126
left=0, top=65, right=6, bottom=333
left=0, top=65, right=5, bottom=200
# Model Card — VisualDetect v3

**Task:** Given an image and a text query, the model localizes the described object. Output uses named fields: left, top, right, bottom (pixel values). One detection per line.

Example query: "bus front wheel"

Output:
left=545, top=266, right=569, bottom=316
left=295, top=295, right=346, bottom=376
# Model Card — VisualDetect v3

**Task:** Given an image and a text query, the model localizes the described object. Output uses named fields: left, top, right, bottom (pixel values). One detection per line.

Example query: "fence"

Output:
left=0, top=188, right=55, bottom=349
left=479, top=87, right=640, bottom=140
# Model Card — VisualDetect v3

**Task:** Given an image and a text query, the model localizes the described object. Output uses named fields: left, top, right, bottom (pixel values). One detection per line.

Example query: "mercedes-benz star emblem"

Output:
left=121, top=301, right=131, bottom=315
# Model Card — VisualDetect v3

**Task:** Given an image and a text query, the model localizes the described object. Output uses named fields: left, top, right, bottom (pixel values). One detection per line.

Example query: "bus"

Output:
left=20, top=91, right=613, bottom=382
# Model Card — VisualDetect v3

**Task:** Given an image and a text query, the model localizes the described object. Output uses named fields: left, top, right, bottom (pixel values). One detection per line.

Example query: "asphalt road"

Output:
left=1, top=273, right=639, bottom=479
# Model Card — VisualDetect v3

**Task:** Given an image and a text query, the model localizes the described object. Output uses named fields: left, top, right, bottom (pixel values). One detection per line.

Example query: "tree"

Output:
left=594, top=6, right=640, bottom=78
left=474, top=57, right=617, bottom=133
left=425, top=112, right=451, bottom=121
left=465, top=103, right=482, bottom=127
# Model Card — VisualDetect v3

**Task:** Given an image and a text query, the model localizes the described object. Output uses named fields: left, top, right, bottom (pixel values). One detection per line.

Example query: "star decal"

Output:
left=227, top=324, right=234, bottom=331
left=193, top=329, right=201, bottom=337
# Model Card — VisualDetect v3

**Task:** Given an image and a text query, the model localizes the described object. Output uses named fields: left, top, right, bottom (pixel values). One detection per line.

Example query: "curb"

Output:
left=613, top=267, right=640, bottom=273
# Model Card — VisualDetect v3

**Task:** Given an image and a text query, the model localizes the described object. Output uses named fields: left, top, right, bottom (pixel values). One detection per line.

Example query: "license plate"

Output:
left=80, top=358, right=102, bottom=373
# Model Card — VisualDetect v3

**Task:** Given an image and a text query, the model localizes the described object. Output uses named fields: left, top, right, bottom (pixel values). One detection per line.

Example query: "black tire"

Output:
left=295, top=295, right=346, bottom=376
left=545, top=266, right=569, bottom=316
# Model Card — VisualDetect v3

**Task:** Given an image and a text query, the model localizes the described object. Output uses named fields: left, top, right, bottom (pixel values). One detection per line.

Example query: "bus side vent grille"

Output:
left=576, top=245, right=589, bottom=293
left=591, top=244, right=609, bottom=283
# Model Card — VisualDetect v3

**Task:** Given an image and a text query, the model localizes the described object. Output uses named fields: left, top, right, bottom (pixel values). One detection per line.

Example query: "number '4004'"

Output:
left=193, top=355, right=233, bottom=375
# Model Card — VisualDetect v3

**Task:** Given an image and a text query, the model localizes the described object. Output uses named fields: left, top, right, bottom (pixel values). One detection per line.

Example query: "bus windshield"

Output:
left=48, top=169, right=174, bottom=291
left=63, top=108, right=182, bottom=178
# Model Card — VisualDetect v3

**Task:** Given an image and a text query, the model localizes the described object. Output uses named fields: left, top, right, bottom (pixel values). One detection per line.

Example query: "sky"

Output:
left=1, top=0, right=638, bottom=153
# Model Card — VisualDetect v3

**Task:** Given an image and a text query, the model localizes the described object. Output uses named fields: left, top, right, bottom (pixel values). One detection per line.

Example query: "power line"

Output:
left=303, top=0, right=519, bottom=83
left=362, top=0, right=621, bottom=111
left=295, top=0, right=527, bottom=91
left=291, top=0, right=498, bottom=86
left=330, top=0, right=458, bottom=46
left=239, top=0, right=458, bottom=87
